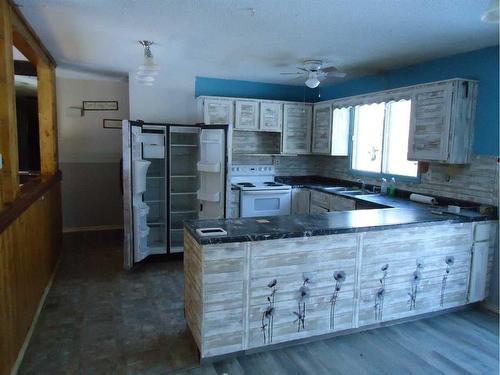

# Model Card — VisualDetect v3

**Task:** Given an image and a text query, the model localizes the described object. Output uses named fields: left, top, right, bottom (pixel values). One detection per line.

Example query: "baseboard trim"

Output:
left=9, top=257, right=61, bottom=375
left=63, top=225, right=123, bottom=233
left=480, top=301, right=499, bottom=314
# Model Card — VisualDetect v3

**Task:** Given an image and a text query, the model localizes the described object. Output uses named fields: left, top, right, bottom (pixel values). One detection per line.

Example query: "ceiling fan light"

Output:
left=482, top=0, right=499, bottom=22
left=305, top=73, right=320, bottom=88
left=135, top=75, right=155, bottom=84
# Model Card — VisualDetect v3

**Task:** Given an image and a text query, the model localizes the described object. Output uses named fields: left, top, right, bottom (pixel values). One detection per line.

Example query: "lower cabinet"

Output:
left=357, top=223, right=473, bottom=326
left=247, top=234, right=358, bottom=347
left=291, top=188, right=311, bottom=214
left=230, top=190, right=240, bottom=218
left=330, top=195, right=356, bottom=211
left=185, top=220, right=497, bottom=360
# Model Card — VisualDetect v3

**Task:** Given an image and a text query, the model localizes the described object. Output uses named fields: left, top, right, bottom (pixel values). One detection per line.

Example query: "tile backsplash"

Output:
left=232, top=153, right=498, bottom=206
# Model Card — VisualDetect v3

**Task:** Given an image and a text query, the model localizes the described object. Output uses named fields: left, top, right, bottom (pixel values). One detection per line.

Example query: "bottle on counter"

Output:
left=388, top=177, right=397, bottom=197
left=380, top=178, right=388, bottom=195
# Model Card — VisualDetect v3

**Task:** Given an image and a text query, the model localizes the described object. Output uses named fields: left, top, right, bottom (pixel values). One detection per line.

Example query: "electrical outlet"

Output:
left=273, top=156, right=280, bottom=166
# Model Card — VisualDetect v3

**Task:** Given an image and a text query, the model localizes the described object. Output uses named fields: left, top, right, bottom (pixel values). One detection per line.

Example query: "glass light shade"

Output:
left=305, top=73, right=320, bottom=88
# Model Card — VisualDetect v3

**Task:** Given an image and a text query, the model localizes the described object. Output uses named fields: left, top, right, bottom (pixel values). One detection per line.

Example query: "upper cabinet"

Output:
left=259, top=101, right=282, bottom=132
left=282, top=103, right=313, bottom=154
left=201, top=98, right=234, bottom=125
left=311, top=103, right=332, bottom=154
left=235, top=100, right=259, bottom=130
left=407, top=79, right=478, bottom=163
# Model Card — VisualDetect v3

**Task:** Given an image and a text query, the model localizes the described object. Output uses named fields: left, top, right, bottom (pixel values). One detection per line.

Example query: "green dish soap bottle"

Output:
left=388, top=177, right=397, bottom=197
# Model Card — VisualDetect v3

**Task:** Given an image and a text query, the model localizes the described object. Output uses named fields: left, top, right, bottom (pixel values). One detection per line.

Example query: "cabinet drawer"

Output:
left=310, top=190, right=331, bottom=209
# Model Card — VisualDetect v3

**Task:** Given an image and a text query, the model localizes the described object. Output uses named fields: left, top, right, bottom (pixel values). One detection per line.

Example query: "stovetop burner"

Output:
left=237, top=182, right=256, bottom=187
left=264, top=182, right=282, bottom=186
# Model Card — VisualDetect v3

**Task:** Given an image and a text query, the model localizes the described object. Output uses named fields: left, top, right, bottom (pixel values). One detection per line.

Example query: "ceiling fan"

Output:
left=280, top=60, right=347, bottom=88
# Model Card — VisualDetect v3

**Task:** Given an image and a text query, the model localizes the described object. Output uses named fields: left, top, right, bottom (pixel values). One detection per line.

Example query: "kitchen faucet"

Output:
left=357, top=178, right=366, bottom=191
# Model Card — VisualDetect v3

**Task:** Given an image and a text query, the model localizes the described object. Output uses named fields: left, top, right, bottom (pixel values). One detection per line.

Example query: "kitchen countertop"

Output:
left=187, top=176, right=496, bottom=245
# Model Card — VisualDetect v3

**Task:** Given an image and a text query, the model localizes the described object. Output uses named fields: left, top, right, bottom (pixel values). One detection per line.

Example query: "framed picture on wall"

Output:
left=83, top=100, right=119, bottom=111
left=103, top=119, right=123, bottom=129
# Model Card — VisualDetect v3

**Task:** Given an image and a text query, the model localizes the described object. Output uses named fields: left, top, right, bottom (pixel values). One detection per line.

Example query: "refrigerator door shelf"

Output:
left=197, top=191, right=220, bottom=202
left=133, top=160, right=151, bottom=194
left=197, top=162, right=221, bottom=173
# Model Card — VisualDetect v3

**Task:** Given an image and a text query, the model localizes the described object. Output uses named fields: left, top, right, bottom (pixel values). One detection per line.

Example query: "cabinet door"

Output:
left=310, top=190, right=331, bottom=210
left=312, top=103, right=333, bottom=154
left=468, top=241, right=489, bottom=303
left=331, top=107, right=350, bottom=156
left=282, top=104, right=312, bottom=154
left=260, top=101, right=282, bottom=132
left=235, top=100, right=259, bottom=130
left=203, top=98, right=234, bottom=125
left=407, top=82, right=453, bottom=161
left=292, top=188, right=310, bottom=214
left=310, top=204, right=329, bottom=214
left=330, top=195, right=356, bottom=211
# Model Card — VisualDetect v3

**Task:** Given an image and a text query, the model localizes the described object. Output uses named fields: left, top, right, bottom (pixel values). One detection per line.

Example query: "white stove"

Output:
left=231, top=165, right=291, bottom=217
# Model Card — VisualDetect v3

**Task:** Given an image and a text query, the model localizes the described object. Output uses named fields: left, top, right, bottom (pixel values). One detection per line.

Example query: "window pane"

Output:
left=383, top=100, right=418, bottom=177
left=351, top=103, right=385, bottom=173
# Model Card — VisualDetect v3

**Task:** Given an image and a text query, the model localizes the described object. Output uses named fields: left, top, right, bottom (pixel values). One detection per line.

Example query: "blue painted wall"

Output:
left=195, top=76, right=318, bottom=102
left=318, top=46, right=499, bottom=156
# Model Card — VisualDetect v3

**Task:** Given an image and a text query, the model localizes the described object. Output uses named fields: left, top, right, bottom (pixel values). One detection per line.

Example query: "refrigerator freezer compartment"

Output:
left=171, top=211, right=198, bottom=230
left=144, top=144, right=164, bottom=159
left=171, top=177, right=198, bottom=194
left=197, top=162, right=221, bottom=173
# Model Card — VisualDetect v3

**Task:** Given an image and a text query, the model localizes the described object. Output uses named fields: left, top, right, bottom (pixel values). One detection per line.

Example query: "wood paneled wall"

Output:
left=0, top=182, right=61, bottom=375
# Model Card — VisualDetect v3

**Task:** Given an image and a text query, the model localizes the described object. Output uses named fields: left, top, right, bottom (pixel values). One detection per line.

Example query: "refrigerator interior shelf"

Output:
left=197, top=162, right=221, bottom=173
left=171, top=144, right=198, bottom=147
left=144, top=200, right=164, bottom=203
left=171, top=175, right=197, bottom=178
left=171, top=192, right=197, bottom=195
left=172, top=210, right=198, bottom=214
left=197, top=191, right=220, bottom=202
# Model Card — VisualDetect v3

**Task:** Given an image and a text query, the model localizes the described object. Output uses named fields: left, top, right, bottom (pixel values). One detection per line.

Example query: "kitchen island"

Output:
left=183, top=207, right=497, bottom=361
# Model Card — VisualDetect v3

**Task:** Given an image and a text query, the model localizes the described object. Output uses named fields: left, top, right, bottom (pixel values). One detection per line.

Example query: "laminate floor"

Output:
left=18, top=231, right=499, bottom=375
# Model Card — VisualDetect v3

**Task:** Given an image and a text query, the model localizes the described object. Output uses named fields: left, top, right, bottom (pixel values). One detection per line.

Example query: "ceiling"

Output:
left=16, top=0, right=499, bottom=86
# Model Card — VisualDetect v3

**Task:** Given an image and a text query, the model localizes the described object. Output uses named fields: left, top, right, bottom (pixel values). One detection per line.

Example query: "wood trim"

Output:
left=0, top=171, right=61, bottom=234
left=37, top=64, right=58, bottom=175
left=9, top=1, right=56, bottom=67
left=0, top=0, right=19, bottom=207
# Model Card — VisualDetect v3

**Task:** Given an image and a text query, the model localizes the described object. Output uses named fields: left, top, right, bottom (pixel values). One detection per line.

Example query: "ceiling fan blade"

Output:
left=321, top=66, right=341, bottom=73
left=328, top=71, right=347, bottom=78
left=297, top=67, right=309, bottom=72
left=280, top=72, right=304, bottom=75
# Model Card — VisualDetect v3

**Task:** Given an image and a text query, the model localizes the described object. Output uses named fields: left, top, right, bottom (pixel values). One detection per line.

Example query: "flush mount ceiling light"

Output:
left=135, top=40, right=159, bottom=85
left=482, top=0, right=499, bottom=23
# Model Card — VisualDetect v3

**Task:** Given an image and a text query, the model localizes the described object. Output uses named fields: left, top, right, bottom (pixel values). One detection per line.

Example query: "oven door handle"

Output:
left=243, top=190, right=291, bottom=195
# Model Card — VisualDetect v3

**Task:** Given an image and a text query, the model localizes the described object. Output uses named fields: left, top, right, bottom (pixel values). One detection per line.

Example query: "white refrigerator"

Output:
left=122, top=120, right=231, bottom=269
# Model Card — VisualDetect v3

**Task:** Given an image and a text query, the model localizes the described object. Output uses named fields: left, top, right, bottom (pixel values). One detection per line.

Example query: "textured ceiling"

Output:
left=16, top=0, right=499, bottom=85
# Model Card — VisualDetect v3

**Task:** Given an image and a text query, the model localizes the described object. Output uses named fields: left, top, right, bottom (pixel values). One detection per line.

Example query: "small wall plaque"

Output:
left=103, top=119, right=123, bottom=129
left=83, top=100, right=118, bottom=111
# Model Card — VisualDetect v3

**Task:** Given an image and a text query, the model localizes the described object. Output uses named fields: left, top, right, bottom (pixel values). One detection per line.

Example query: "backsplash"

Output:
left=313, top=155, right=498, bottom=206
left=232, top=153, right=498, bottom=206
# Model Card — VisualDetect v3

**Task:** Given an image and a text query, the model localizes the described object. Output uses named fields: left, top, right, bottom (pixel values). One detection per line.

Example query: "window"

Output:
left=351, top=99, right=418, bottom=178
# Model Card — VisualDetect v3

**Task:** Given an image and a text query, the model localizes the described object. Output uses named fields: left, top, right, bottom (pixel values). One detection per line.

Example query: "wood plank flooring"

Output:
left=17, top=230, right=499, bottom=375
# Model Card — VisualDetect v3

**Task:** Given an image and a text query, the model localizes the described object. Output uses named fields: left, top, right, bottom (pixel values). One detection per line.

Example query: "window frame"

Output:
left=348, top=99, right=420, bottom=183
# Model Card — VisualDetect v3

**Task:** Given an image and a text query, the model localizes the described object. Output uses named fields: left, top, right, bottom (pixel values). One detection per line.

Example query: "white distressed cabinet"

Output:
left=282, top=103, right=312, bottom=154
left=312, top=103, right=333, bottom=154
left=291, top=188, right=310, bottom=214
left=201, top=98, right=234, bottom=125
left=259, top=101, right=282, bottom=132
left=407, top=79, right=478, bottom=163
left=235, top=100, right=259, bottom=130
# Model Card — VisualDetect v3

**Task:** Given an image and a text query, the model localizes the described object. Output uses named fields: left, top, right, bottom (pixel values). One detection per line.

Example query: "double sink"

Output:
left=320, top=186, right=378, bottom=196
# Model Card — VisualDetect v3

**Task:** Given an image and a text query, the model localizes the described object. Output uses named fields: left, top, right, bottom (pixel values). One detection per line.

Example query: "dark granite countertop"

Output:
left=186, top=175, right=496, bottom=245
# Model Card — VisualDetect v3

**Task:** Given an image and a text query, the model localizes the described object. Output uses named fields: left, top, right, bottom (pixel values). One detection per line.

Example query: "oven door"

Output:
left=240, top=189, right=291, bottom=217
